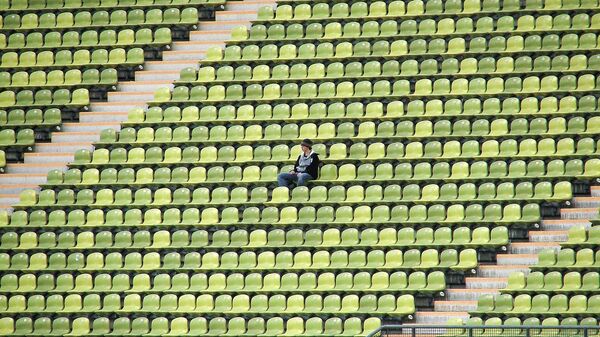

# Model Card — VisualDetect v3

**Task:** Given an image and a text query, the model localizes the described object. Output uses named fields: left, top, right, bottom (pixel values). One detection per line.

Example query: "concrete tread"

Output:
left=63, top=122, right=121, bottom=126
left=529, top=230, right=568, bottom=235
left=447, top=288, right=501, bottom=292
left=108, top=91, right=155, bottom=96
left=497, top=253, right=539, bottom=258
left=91, top=102, right=144, bottom=106
left=51, top=131, right=99, bottom=135
left=510, top=242, right=560, bottom=246
left=174, top=40, right=224, bottom=45
left=416, top=311, right=470, bottom=316
left=465, top=277, right=508, bottom=283
left=163, top=50, right=207, bottom=55
left=36, top=142, right=91, bottom=146
left=561, top=207, right=597, bottom=212
left=199, top=20, right=250, bottom=25
left=25, top=152, right=75, bottom=157
left=191, top=30, right=230, bottom=34
left=0, top=184, right=39, bottom=188
left=218, top=9, right=258, bottom=14
left=8, top=163, right=67, bottom=167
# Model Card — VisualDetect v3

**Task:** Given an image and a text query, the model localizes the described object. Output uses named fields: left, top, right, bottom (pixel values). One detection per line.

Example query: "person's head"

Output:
left=300, top=138, right=313, bottom=154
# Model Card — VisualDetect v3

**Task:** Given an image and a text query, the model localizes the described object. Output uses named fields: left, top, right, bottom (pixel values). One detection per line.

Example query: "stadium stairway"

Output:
left=414, top=185, right=599, bottom=324
left=0, top=0, right=276, bottom=210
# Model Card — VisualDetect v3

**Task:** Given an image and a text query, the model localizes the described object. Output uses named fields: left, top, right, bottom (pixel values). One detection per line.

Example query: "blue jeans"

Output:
left=277, top=172, right=313, bottom=188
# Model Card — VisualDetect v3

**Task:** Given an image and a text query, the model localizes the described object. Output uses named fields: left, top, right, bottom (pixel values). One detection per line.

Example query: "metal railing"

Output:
left=368, top=325, right=600, bottom=337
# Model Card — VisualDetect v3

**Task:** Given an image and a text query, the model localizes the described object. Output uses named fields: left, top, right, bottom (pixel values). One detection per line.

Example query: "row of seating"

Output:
left=0, top=270, right=444, bottom=294
left=562, top=225, right=600, bottom=247
left=1, top=8, right=199, bottom=31
left=126, top=96, right=598, bottom=125
left=0, top=88, right=88, bottom=108
left=533, top=248, right=600, bottom=270
left=0, top=69, right=117, bottom=89
left=235, top=15, right=599, bottom=43
left=0, top=129, right=35, bottom=148
left=0, top=293, right=416, bottom=316
left=506, top=271, right=600, bottom=293
left=17, top=182, right=572, bottom=209
left=205, top=34, right=597, bottom=63
left=101, top=118, right=600, bottom=145
left=0, top=203, right=542, bottom=228
left=473, top=293, right=600, bottom=315
left=183, top=53, right=600, bottom=83
left=0, top=226, right=509, bottom=251
left=0, top=48, right=144, bottom=69
left=450, top=316, right=599, bottom=331
left=154, top=75, right=600, bottom=104
left=43, top=159, right=600, bottom=188
left=257, top=0, right=598, bottom=21
left=0, top=315, right=380, bottom=336
left=0, top=248, right=479, bottom=272
left=0, top=108, right=61, bottom=127
left=1, top=28, right=171, bottom=50
left=73, top=138, right=600, bottom=167
left=1, top=0, right=217, bottom=12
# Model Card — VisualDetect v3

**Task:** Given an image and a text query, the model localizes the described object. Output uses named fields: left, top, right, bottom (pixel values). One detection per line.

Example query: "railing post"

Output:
left=584, top=327, right=588, bottom=337
left=525, top=326, right=530, bottom=337
left=468, top=327, right=473, bottom=337
left=411, top=326, right=416, bottom=337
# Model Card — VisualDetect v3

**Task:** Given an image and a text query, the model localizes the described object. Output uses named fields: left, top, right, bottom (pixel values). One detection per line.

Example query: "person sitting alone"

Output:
left=277, top=139, right=321, bottom=188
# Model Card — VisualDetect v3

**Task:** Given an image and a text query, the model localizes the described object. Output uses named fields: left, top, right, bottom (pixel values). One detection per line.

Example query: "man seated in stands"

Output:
left=277, top=138, right=321, bottom=188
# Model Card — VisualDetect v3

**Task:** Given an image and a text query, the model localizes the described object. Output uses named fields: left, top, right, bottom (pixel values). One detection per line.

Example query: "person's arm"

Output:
left=290, top=155, right=300, bottom=173
left=306, top=153, right=320, bottom=178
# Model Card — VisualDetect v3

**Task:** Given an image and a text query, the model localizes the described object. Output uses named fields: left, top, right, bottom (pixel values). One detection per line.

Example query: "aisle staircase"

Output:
left=414, top=185, right=598, bottom=324
left=0, top=0, right=275, bottom=209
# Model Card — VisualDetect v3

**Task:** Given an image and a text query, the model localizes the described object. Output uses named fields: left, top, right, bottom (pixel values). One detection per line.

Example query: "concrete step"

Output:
left=446, top=289, right=500, bottom=301
left=199, top=20, right=251, bottom=31
left=0, top=194, right=20, bottom=206
left=572, top=197, right=600, bottom=208
left=528, top=230, right=568, bottom=242
left=24, top=152, right=73, bottom=164
left=62, top=122, right=121, bottom=132
left=144, top=60, right=199, bottom=72
left=477, top=265, right=531, bottom=278
left=6, top=163, right=68, bottom=174
left=172, top=41, right=225, bottom=52
left=225, top=0, right=275, bottom=11
left=561, top=207, right=598, bottom=220
left=119, top=81, right=174, bottom=92
left=591, top=186, right=600, bottom=197
left=541, top=219, right=592, bottom=230
left=162, top=50, right=207, bottom=61
left=135, top=70, right=181, bottom=82
left=34, top=142, right=93, bottom=153
left=496, top=253, right=539, bottom=266
left=51, top=132, right=99, bottom=143
left=508, top=242, right=561, bottom=254
left=79, top=112, right=129, bottom=123
left=0, top=174, right=47, bottom=185
left=89, top=102, right=146, bottom=113
left=215, top=10, right=257, bottom=21
left=189, top=30, right=231, bottom=42
left=0, top=184, right=41, bottom=195
left=414, top=311, right=469, bottom=324
left=465, top=277, right=508, bottom=290
left=434, top=301, right=478, bottom=312
left=107, top=91, right=155, bottom=103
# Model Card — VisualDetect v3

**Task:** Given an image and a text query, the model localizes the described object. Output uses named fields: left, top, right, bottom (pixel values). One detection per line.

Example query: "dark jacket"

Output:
left=293, top=152, right=320, bottom=179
